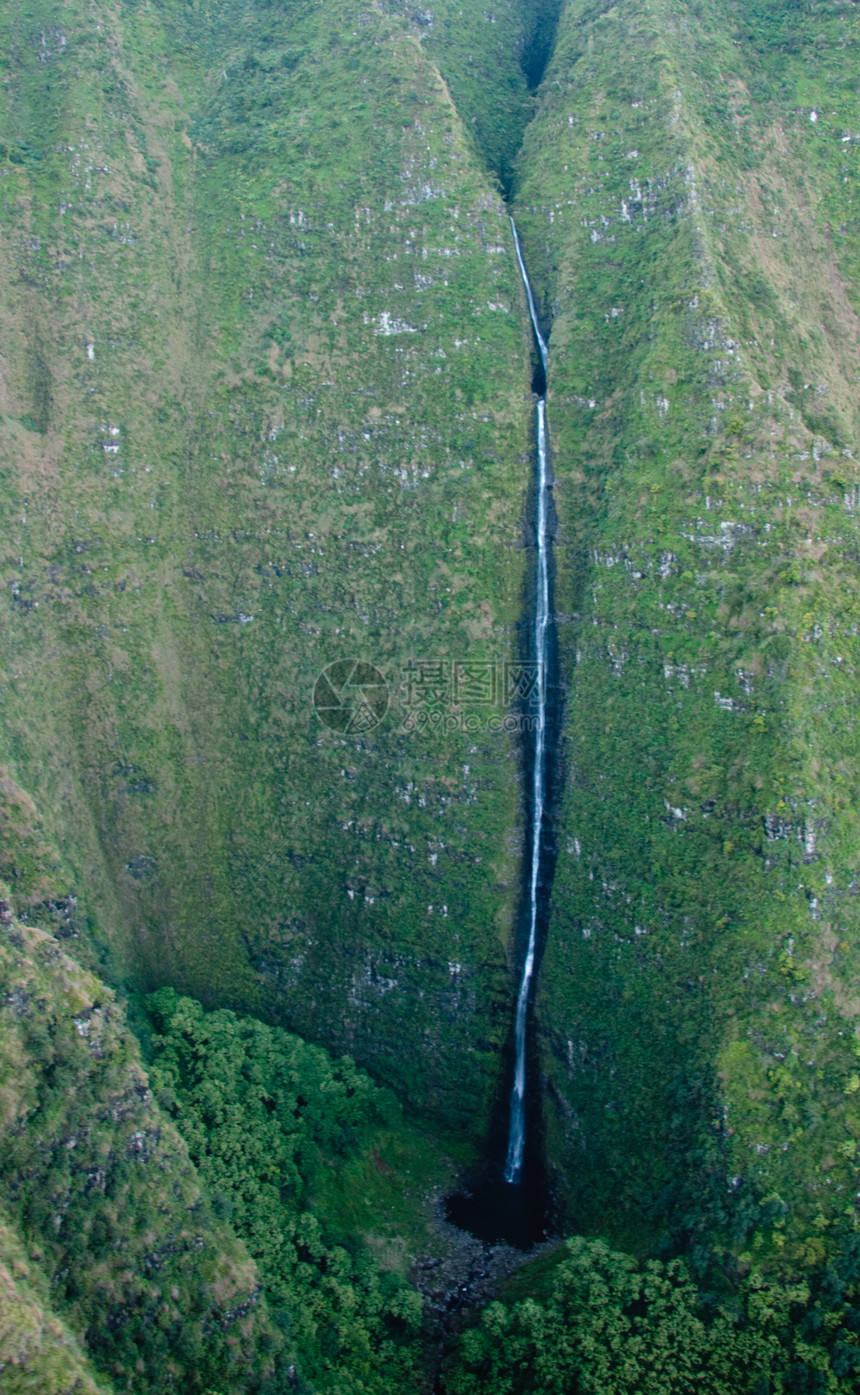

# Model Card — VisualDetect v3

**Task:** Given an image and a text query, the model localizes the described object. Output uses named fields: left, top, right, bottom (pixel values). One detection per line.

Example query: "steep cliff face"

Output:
left=0, top=896, right=282, bottom=1392
left=0, top=1214, right=113, bottom=1395
left=381, top=0, right=562, bottom=193
left=3, top=0, right=860, bottom=1294
left=514, top=0, right=860, bottom=1258
left=0, top=891, right=453, bottom=1394
left=0, top=0, right=539, bottom=1139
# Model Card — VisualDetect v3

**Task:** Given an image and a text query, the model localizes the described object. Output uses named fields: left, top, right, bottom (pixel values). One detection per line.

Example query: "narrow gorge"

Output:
left=446, top=216, right=557, bottom=1246
left=3, top=0, right=860, bottom=1388
left=503, top=222, right=551, bottom=1189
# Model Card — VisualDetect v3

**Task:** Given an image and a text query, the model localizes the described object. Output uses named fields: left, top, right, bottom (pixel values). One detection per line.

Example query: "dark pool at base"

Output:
left=445, top=1173, right=550, bottom=1251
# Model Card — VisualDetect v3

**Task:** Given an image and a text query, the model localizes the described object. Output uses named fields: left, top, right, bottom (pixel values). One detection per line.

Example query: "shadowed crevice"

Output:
left=444, top=219, right=560, bottom=1249
left=518, top=0, right=564, bottom=93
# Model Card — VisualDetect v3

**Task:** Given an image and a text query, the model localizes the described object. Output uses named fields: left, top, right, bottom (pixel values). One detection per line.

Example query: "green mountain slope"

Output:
left=0, top=890, right=458, bottom=1393
left=0, top=1213, right=113, bottom=1395
left=0, top=0, right=538, bottom=1141
left=381, top=0, right=562, bottom=193
left=0, top=894, right=282, bottom=1393
left=513, top=0, right=860, bottom=1263
left=3, top=0, right=860, bottom=1381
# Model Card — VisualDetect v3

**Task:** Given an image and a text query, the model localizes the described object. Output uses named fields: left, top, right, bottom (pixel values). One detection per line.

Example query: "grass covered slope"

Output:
left=0, top=1214, right=113, bottom=1395
left=381, top=0, right=562, bottom=194
left=0, top=891, right=459, bottom=1394
left=513, top=0, right=860, bottom=1263
left=0, top=891, right=283, bottom=1393
left=0, top=0, right=537, bottom=1138
left=144, top=989, right=434, bottom=1394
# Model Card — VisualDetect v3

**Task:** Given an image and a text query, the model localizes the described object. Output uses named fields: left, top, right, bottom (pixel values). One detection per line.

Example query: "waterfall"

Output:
left=511, top=219, right=548, bottom=371
left=504, top=219, right=551, bottom=1186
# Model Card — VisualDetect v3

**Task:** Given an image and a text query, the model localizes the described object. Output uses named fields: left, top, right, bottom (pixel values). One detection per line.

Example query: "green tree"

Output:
left=147, top=989, right=424, bottom=1395
left=444, top=1236, right=860, bottom=1395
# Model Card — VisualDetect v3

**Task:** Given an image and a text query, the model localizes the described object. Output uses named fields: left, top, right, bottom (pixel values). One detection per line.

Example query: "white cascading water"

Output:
left=504, top=219, right=550, bottom=1185
left=511, top=219, right=548, bottom=373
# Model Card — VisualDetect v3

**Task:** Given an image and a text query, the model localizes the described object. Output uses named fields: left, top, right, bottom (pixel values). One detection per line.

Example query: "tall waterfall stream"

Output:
left=445, top=218, right=556, bottom=1247
left=504, top=219, right=551, bottom=1186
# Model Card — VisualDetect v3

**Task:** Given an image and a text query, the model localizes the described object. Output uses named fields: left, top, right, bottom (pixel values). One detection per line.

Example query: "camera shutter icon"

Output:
left=313, top=660, right=389, bottom=734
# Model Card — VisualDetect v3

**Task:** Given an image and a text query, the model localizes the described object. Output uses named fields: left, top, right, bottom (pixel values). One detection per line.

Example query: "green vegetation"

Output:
left=2, top=0, right=860, bottom=1388
left=0, top=1212, right=113, bottom=1395
left=0, top=894, right=456, bottom=1393
left=381, top=0, right=563, bottom=194
left=445, top=1236, right=860, bottom=1393
left=0, top=0, right=533, bottom=1144
left=145, top=989, right=427, bottom=1394
left=510, top=0, right=860, bottom=1265
left=0, top=895, right=283, bottom=1394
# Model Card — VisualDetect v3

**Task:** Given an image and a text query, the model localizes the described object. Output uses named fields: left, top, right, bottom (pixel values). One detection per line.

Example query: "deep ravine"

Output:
left=504, top=217, right=552, bottom=1185
left=445, top=217, right=557, bottom=1246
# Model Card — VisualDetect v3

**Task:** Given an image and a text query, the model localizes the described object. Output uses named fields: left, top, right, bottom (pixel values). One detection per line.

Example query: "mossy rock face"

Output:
left=2, top=0, right=860, bottom=1296
left=0, top=1213, right=113, bottom=1395
left=0, top=895, right=283, bottom=1393
left=0, top=892, right=454, bottom=1393
left=0, top=0, right=543, bottom=1142
left=513, top=0, right=860, bottom=1258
